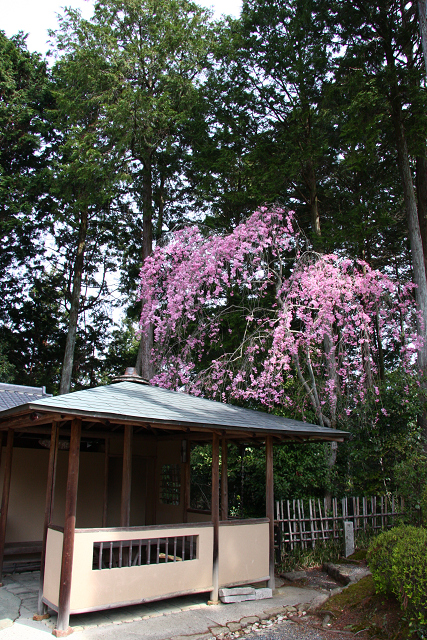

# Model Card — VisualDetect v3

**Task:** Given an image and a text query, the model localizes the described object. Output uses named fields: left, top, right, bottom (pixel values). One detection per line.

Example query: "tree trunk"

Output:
left=304, top=157, right=321, bottom=239
left=387, top=57, right=427, bottom=446
left=155, top=174, right=165, bottom=243
left=419, top=0, right=427, bottom=77
left=59, top=207, right=88, bottom=395
left=135, top=158, right=154, bottom=380
left=416, top=154, right=427, bottom=277
left=374, top=310, right=385, bottom=382
left=390, top=108, right=427, bottom=370
left=323, top=331, right=339, bottom=506
left=416, top=154, right=427, bottom=444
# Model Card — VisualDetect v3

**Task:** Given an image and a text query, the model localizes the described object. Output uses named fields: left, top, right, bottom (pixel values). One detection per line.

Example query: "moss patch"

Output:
left=320, top=576, right=410, bottom=639
left=334, top=550, right=368, bottom=565
left=322, top=575, right=376, bottom=616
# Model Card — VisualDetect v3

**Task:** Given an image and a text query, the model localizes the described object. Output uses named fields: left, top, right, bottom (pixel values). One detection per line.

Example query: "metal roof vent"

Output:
left=111, top=367, right=150, bottom=385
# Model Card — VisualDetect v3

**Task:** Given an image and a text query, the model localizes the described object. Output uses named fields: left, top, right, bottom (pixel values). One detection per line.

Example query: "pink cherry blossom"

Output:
left=138, top=206, right=421, bottom=428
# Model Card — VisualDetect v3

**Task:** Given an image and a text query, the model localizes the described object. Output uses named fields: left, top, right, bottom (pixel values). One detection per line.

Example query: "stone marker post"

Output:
left=344, top=520, right=355, bottom=557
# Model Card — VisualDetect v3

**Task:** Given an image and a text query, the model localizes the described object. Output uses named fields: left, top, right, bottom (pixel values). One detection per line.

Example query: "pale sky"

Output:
left=1, top=0, right=242, bottom=55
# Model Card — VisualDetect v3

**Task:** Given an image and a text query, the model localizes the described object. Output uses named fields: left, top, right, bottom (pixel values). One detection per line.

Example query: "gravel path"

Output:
left=228, top=616, right=356, bottom=640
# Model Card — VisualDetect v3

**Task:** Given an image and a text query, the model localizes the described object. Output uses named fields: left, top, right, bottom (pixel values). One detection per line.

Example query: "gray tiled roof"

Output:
left=0, top=383, right=51, bottom=411
left=0, top=381, right=347, bottom=439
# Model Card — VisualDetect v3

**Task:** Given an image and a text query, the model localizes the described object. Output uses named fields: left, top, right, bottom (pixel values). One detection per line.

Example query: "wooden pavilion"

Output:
left=0, top=371, right=347, bottom=637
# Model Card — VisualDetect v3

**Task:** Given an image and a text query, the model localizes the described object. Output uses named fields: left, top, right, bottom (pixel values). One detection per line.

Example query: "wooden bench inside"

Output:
left=4, top=541, right=43, bottom=556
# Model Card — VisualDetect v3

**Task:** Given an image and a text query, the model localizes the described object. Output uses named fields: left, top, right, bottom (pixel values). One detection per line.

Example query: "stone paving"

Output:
left=0, top=571, right=333, bottom=639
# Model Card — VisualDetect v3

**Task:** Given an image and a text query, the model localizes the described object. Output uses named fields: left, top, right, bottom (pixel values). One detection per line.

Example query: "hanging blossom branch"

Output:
left=138, top=205, right=421, bottom=426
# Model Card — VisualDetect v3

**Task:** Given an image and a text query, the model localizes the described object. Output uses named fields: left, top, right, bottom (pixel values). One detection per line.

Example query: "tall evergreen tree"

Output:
left=337, top=0, right=427, bottom=441
left=53, top=0, right=216, bottom=380
left=47, top=39, right=124, bottom=394
left=0, top=30, right=53, bottom=330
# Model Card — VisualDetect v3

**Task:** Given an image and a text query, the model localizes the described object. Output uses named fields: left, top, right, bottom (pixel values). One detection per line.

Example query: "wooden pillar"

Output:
left=221, top=438, right=228, bottom=521
left=54, top=419, right=81, bottom=637
left=152, top=441, right=158, bottom=526
left=210, top=432, right=220, bottom=603
left=37, top=421, right=60, bottom=617
left=0, top=429, right=14, bottom=586
left=120, top=425, right=133, bottom=527
left=102, top=438, right=110, bottom=528
left=266, top=435, right=275, bottom=590
left=183, top=440, right=191, bottom=523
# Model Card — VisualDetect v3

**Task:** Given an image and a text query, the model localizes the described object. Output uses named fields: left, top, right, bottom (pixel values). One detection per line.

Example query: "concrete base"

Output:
left=33, top=612, right=51, bottom=621
left=52, top=627, right=73, bottom=637
left=219, top=587, right=272, bottom=603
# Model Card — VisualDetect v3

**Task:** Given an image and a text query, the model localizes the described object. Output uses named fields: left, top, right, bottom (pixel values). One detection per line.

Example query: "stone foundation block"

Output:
left=220, top=594, right=256, bottom=603
left=219, top=587, right=255, bottom=597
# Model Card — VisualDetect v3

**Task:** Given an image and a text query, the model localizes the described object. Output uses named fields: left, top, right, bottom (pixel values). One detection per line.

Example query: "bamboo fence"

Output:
left=275, top=495, right=404, bottom=552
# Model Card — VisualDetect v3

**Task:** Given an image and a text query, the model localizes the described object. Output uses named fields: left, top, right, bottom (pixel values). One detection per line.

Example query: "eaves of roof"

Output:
left=0, top=381, right=348, bottom=441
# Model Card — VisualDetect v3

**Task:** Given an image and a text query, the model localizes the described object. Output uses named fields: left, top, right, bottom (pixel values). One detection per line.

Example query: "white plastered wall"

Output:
left=1, top=448, right=104, bottom=543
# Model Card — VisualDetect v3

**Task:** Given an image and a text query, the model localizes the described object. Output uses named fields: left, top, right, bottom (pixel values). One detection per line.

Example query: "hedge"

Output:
left=368, top=525, right=427, bottom=638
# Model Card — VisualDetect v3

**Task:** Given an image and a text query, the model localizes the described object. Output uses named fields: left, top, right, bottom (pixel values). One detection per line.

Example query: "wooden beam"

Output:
left=183, top=440, right=191, bottom=523
left=8, top=425, right=146, bottom=440
left=210, top=432, right=220, bottom=603
left=266, top=435, right=275, bottom=590
left=37, top=422, right=59, bottom=616
left=221, top=438, right=228, bottom=521
left=0, top=429, right=14, bottom=585
left=120, top=425, right=133, bottom=527
left=54, top=419, right=81, bottom=637
left=102, top=438, right=110, bottom=528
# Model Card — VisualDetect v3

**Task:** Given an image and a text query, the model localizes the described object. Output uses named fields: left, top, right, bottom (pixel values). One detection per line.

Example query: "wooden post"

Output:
left=221, top=438, right=228, bottom=521
left=266, top=435, right=275, bottom=589
left=54, top=419, right=81, bottom=637
left=36, top=422, right=60, bottom=617
left=120, top=425, right=133, bottom=527
left=0, top=429, right=14, bottom=586
left=183, top=440, right=191, bottom=523
left=210, top=432, right=220, bottom=603
left=102, top=438, right=110, bottom=528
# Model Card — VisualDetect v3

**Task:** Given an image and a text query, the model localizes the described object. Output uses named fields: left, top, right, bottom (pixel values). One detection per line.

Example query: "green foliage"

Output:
left=189, top=440, right=332, bottom=518
left=1, top=271, right=67, bottom=391
left=101, top=320, right=140, bottom=384
left=335, top=372, right=424, bottom=496
left=279, top=537, right=342, bottom=572
left=368, top=525, right=427, bottom=638
left=394, top=452, right=427, bottom=526
left=0, top=30, right=52, bottom=274
left=392, top=528, right=427, bottom=638
left=367, top=525, right=410, bottom=595
left=352, top=525, right=377, bottom=554
left=421, top=486, right=427, bottom=527
left=0, top=342, right=15, bottom=382
left=189, top=443, right=213, bottom=511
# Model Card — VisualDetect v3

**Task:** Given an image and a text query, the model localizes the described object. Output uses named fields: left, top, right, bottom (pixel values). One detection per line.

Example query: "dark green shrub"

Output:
left=367, top=525, right=410, bottom=595
left=394, top=452, right=427, bottom=525
left=421, top=486, right=427, bottom=527
left=392, top=527, right=427, bottom=638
